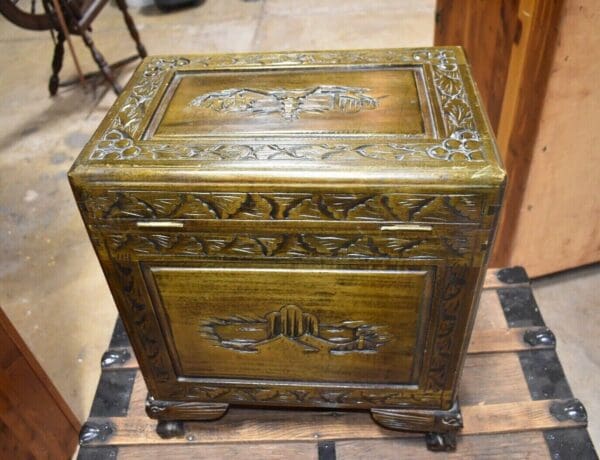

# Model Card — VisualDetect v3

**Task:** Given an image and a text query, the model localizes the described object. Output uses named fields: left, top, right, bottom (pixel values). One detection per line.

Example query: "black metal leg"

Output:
left=114, top=0, right=147, bottom=58
left=49, top=29, right=65, bottom=96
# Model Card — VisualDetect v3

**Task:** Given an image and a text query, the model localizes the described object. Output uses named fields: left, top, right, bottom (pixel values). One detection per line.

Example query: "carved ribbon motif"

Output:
left=201, top=304, right=391, bottom=354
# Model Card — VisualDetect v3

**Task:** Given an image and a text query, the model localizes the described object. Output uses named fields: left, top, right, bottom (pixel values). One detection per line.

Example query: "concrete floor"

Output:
left=0, top=0, right=597, bottom=451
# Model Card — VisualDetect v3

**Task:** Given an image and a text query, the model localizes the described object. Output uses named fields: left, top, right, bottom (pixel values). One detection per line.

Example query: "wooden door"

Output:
left=0, top=306, right=80, bottom=459
left=435, top=0, right=599, bottom=276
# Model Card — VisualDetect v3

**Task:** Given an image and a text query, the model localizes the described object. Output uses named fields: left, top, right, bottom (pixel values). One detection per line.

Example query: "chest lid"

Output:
left=70, top=47, right=505, bottom=188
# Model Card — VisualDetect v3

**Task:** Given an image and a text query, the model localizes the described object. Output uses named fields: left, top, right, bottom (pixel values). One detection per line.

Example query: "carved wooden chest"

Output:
left=69, top=47, right=505, bottom=450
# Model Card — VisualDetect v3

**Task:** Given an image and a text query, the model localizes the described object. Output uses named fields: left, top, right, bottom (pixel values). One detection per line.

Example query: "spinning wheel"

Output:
left=0, top=0, right=53, bottom=30
left=0, top=0, right=147, bottom=95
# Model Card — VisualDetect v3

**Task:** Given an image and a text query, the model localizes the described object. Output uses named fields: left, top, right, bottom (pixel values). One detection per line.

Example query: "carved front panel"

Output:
left=144, top=265, right=433, bottom=384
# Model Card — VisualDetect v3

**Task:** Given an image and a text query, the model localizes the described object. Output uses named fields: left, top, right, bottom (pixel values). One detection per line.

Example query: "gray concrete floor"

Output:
left=532, top=264, right=600, bottom=448
left=0, top=0, right=597, bottom=452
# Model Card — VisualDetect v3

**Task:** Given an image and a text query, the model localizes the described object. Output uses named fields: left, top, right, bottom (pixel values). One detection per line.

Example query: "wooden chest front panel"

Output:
left=144, top=264, right=433, bottom=384
left=87, top=211, right=486, bottom=410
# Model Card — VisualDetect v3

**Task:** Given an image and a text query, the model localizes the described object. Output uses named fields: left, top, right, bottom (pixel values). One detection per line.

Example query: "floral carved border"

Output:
left=89, top=49, right=485, bottom=162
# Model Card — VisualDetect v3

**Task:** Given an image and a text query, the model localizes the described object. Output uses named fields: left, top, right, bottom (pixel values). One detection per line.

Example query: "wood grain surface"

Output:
left=0, top=307, right=80, bottom=459
left=507, top=0, right=600, bottom=275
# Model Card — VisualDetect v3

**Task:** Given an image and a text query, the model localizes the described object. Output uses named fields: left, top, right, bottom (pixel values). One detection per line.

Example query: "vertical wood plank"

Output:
left=491, top=0, right=565, bottom=266
left=434, top=0, right=520, bottom=132
left=435, top=0, right=566, bottom=269
left=0, top=307, right=80, bottom=459
left=506, top=0, right=600, bottom=275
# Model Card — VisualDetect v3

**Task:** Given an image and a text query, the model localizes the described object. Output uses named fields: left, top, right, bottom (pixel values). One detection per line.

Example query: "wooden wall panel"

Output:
left=435, top=0, right=572, bottom=274
left=434, top=0, right=520, bottom=132
left=491, top=0, right=565, bottom=270
left=0, top=307, right=80, bottom=459
left=507, top=0, right=600, bottom=276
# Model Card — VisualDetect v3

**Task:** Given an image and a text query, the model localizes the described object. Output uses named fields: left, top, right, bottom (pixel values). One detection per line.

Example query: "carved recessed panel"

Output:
left=151, top=67, right=423, bottom=138
left=146, top=266, right=431, bottom=384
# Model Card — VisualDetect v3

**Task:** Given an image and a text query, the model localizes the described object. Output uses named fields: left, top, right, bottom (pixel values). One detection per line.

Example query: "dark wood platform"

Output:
left=77, top=267, right=598, bottom=459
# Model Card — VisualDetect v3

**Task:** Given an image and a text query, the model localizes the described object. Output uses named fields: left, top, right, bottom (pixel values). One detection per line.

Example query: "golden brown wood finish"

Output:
left=147, top=265, right=431, bottom=384
left=0, top=307, right=80, bottom=459
left=69, top=48, right=505, bottom=448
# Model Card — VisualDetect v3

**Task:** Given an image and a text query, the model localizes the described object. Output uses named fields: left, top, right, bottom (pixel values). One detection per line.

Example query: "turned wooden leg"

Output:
left=146, top=395, right=229, bottom=437
left=371, top=401, right=462, bottom=452
left=79, top=29, right=123, bottom=94
left=114, top=0, right=147, bottom=58
left=49, top=30, right=65, bottom=96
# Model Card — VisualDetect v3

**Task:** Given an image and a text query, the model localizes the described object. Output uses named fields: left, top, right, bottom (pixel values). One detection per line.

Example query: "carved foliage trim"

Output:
left=105, top=232, right=473, bottom=260
left=113, top=262, right=173, bottom=383
left=425, top=265, right=469, bottom=391
left=85, top=191, right=482, bottom=224
left=89, top=49, right=485, bottom=162
left=181, top=384, right=443, bottom=407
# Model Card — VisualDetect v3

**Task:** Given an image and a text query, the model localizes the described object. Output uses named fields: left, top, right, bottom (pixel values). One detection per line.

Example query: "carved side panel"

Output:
left=83, top=191, right=483, bottom=224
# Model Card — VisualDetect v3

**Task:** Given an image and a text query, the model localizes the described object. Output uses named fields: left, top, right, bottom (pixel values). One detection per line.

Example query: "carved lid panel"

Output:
left=70, top=48, right=505, bottom=187
left=149, top=68, right=430, bottom=138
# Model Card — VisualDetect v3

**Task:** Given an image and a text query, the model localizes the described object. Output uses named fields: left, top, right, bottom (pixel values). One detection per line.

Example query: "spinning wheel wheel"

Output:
left=0, top=0, right=54, bottom=30
left=0, top=0, right=147, bottom=95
